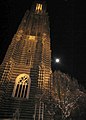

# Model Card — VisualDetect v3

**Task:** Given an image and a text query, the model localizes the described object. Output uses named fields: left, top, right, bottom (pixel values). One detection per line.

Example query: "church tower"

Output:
left=0, top=1, right=51, bottom=119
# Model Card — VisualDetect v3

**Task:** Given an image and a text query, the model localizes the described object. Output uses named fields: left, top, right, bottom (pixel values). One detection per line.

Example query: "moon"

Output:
left=55, top=58, right=60, bottom=63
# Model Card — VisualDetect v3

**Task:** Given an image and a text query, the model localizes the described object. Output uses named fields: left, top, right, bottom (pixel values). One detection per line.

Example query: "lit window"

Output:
left=29, top=35, right=35, bottom=40
left=36, top=3, right=42, bottom=13
left=12, top=74, right=31, bottom=99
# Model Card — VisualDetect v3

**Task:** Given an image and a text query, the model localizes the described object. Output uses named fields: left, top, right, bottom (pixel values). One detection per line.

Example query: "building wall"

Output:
left=0, top=2, right=51, bottom=119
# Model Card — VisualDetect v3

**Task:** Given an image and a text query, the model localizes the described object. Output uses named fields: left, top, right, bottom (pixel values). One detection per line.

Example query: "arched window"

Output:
left=12, top=74, right=31, bottom=99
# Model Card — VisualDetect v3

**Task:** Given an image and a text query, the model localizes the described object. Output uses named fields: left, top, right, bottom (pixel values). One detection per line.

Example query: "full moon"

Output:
left=55, top=58, right=60, bottom=63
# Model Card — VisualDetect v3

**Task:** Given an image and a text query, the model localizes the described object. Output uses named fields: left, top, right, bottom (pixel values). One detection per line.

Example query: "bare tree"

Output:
left=51, top=71, right=86, bottom=120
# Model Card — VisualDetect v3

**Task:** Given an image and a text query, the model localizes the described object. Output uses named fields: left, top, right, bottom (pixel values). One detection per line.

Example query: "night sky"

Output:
left=0, top=0, right=86, bottom=88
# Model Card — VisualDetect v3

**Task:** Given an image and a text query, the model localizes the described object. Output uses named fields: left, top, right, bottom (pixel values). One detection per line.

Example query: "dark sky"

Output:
left=0, top=0, right=86, bottom=88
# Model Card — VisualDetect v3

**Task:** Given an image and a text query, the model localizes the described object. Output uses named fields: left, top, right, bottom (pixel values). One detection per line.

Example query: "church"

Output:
left=0, top=1, right=52, bottom=119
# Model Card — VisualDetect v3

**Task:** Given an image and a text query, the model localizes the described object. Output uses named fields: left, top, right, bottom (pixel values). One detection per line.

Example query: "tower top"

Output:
left=31, top=0, right=47, bottom=14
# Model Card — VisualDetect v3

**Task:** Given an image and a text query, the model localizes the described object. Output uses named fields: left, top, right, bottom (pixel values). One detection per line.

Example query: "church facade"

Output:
left=0, top=1, right=52, bottom=119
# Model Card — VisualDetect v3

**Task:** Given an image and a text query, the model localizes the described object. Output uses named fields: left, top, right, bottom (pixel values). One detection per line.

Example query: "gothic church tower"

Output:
left=0, top=1, right=51, bottom=119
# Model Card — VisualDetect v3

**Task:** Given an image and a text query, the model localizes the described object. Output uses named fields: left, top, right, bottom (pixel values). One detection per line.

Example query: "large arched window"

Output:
left=12, top=74, right=31, bottom=99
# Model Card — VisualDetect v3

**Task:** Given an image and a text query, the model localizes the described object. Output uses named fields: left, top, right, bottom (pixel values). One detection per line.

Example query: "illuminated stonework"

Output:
left=0, top=1, right=51, bottom=119
left=29, top=35, right=36, bottom=40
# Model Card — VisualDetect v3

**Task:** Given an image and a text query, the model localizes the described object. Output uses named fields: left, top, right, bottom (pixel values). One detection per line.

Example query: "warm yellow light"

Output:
left=29, top=35, right=35, bottom=40
left=16, top=73, right=30, bottom=84
left=36, top=3, right=42, bottom=12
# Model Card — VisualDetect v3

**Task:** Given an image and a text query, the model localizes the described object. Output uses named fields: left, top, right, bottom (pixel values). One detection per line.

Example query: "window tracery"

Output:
left=12, top=74, right=31, bottom=99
